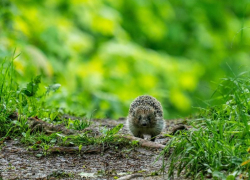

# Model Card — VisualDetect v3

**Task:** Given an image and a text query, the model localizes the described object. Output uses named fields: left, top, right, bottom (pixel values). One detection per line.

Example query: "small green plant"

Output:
left=71, top=124, right=124, bottom=146
left=72, top=119, right=91, bottom=130
left=78, top=144, right=83, bottom=153
left=41, top=143, right=51, bottom=155
left=56, top=133, right=69, bottom=145
left=101, top=124, right=123, bottom=142
left=130, top=140, right=139, bottom=151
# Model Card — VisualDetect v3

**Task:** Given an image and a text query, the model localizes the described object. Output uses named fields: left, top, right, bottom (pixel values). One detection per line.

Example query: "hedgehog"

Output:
left=127, top=95, right=165, bottom=141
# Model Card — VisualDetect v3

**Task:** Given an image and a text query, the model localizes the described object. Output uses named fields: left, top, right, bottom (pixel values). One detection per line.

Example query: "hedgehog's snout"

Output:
left=142, top=122, right=147, bottom=126
left=141, top=119, right=148, bottom=127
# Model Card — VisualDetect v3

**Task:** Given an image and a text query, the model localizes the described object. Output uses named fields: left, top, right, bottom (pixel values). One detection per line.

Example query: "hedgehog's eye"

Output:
left=138, top=115, right=142, bottom=121
left=147, top=116, right=151, bottom=122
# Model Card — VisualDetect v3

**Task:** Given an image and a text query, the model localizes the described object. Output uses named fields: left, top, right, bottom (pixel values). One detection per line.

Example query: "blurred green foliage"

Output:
left=1, top=0, right=250, bottom=118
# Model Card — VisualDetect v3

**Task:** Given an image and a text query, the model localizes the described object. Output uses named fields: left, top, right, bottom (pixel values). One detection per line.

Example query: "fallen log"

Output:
left=28, top=117, right=76, bottom=135
left=8, top=112, right=166, bottom=150
left=120, top=135, right=165, bottom=149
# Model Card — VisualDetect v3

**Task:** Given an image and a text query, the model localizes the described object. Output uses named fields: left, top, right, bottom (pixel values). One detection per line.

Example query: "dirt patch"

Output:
left=0, top=118, right=187, bottom=180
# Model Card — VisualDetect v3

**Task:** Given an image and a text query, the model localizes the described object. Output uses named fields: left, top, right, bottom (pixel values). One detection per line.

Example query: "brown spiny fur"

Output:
left=127, top=95, right=165, bottom=141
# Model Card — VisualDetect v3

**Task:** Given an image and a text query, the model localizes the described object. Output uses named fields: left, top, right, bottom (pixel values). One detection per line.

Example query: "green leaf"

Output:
left=50, top=139, right=57, bottom=143
left=21, top=132, right=26, bottom=137
left=106, top=124, right=123, bottom=136
left=212, top=171, right=226, bottom=180
left=46, top=83, right=61, bottom=95
left=79, top=144, right=83, bottom=152
left=21, top=75, right=42, bottom=97
left=226, top=175, right=235, bottom=180
left=56, top=133, right=65, bottom=138
left=12, top=120, right=21, bottom=126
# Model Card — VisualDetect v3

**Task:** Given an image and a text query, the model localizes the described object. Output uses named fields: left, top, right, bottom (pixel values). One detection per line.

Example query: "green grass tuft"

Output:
left=162, top=73, right=250, bottom=179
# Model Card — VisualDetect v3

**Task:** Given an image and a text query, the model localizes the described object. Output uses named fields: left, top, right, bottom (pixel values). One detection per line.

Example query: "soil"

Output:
left=0, top=118, right=188, bottom=180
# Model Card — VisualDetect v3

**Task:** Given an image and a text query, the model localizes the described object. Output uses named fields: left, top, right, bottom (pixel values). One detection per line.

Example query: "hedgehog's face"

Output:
left=133, top=106, right=156, bottom=127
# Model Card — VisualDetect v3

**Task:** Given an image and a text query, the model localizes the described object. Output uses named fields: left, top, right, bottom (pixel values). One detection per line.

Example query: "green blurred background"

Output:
left=1, top=0, right=250, bottom=119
